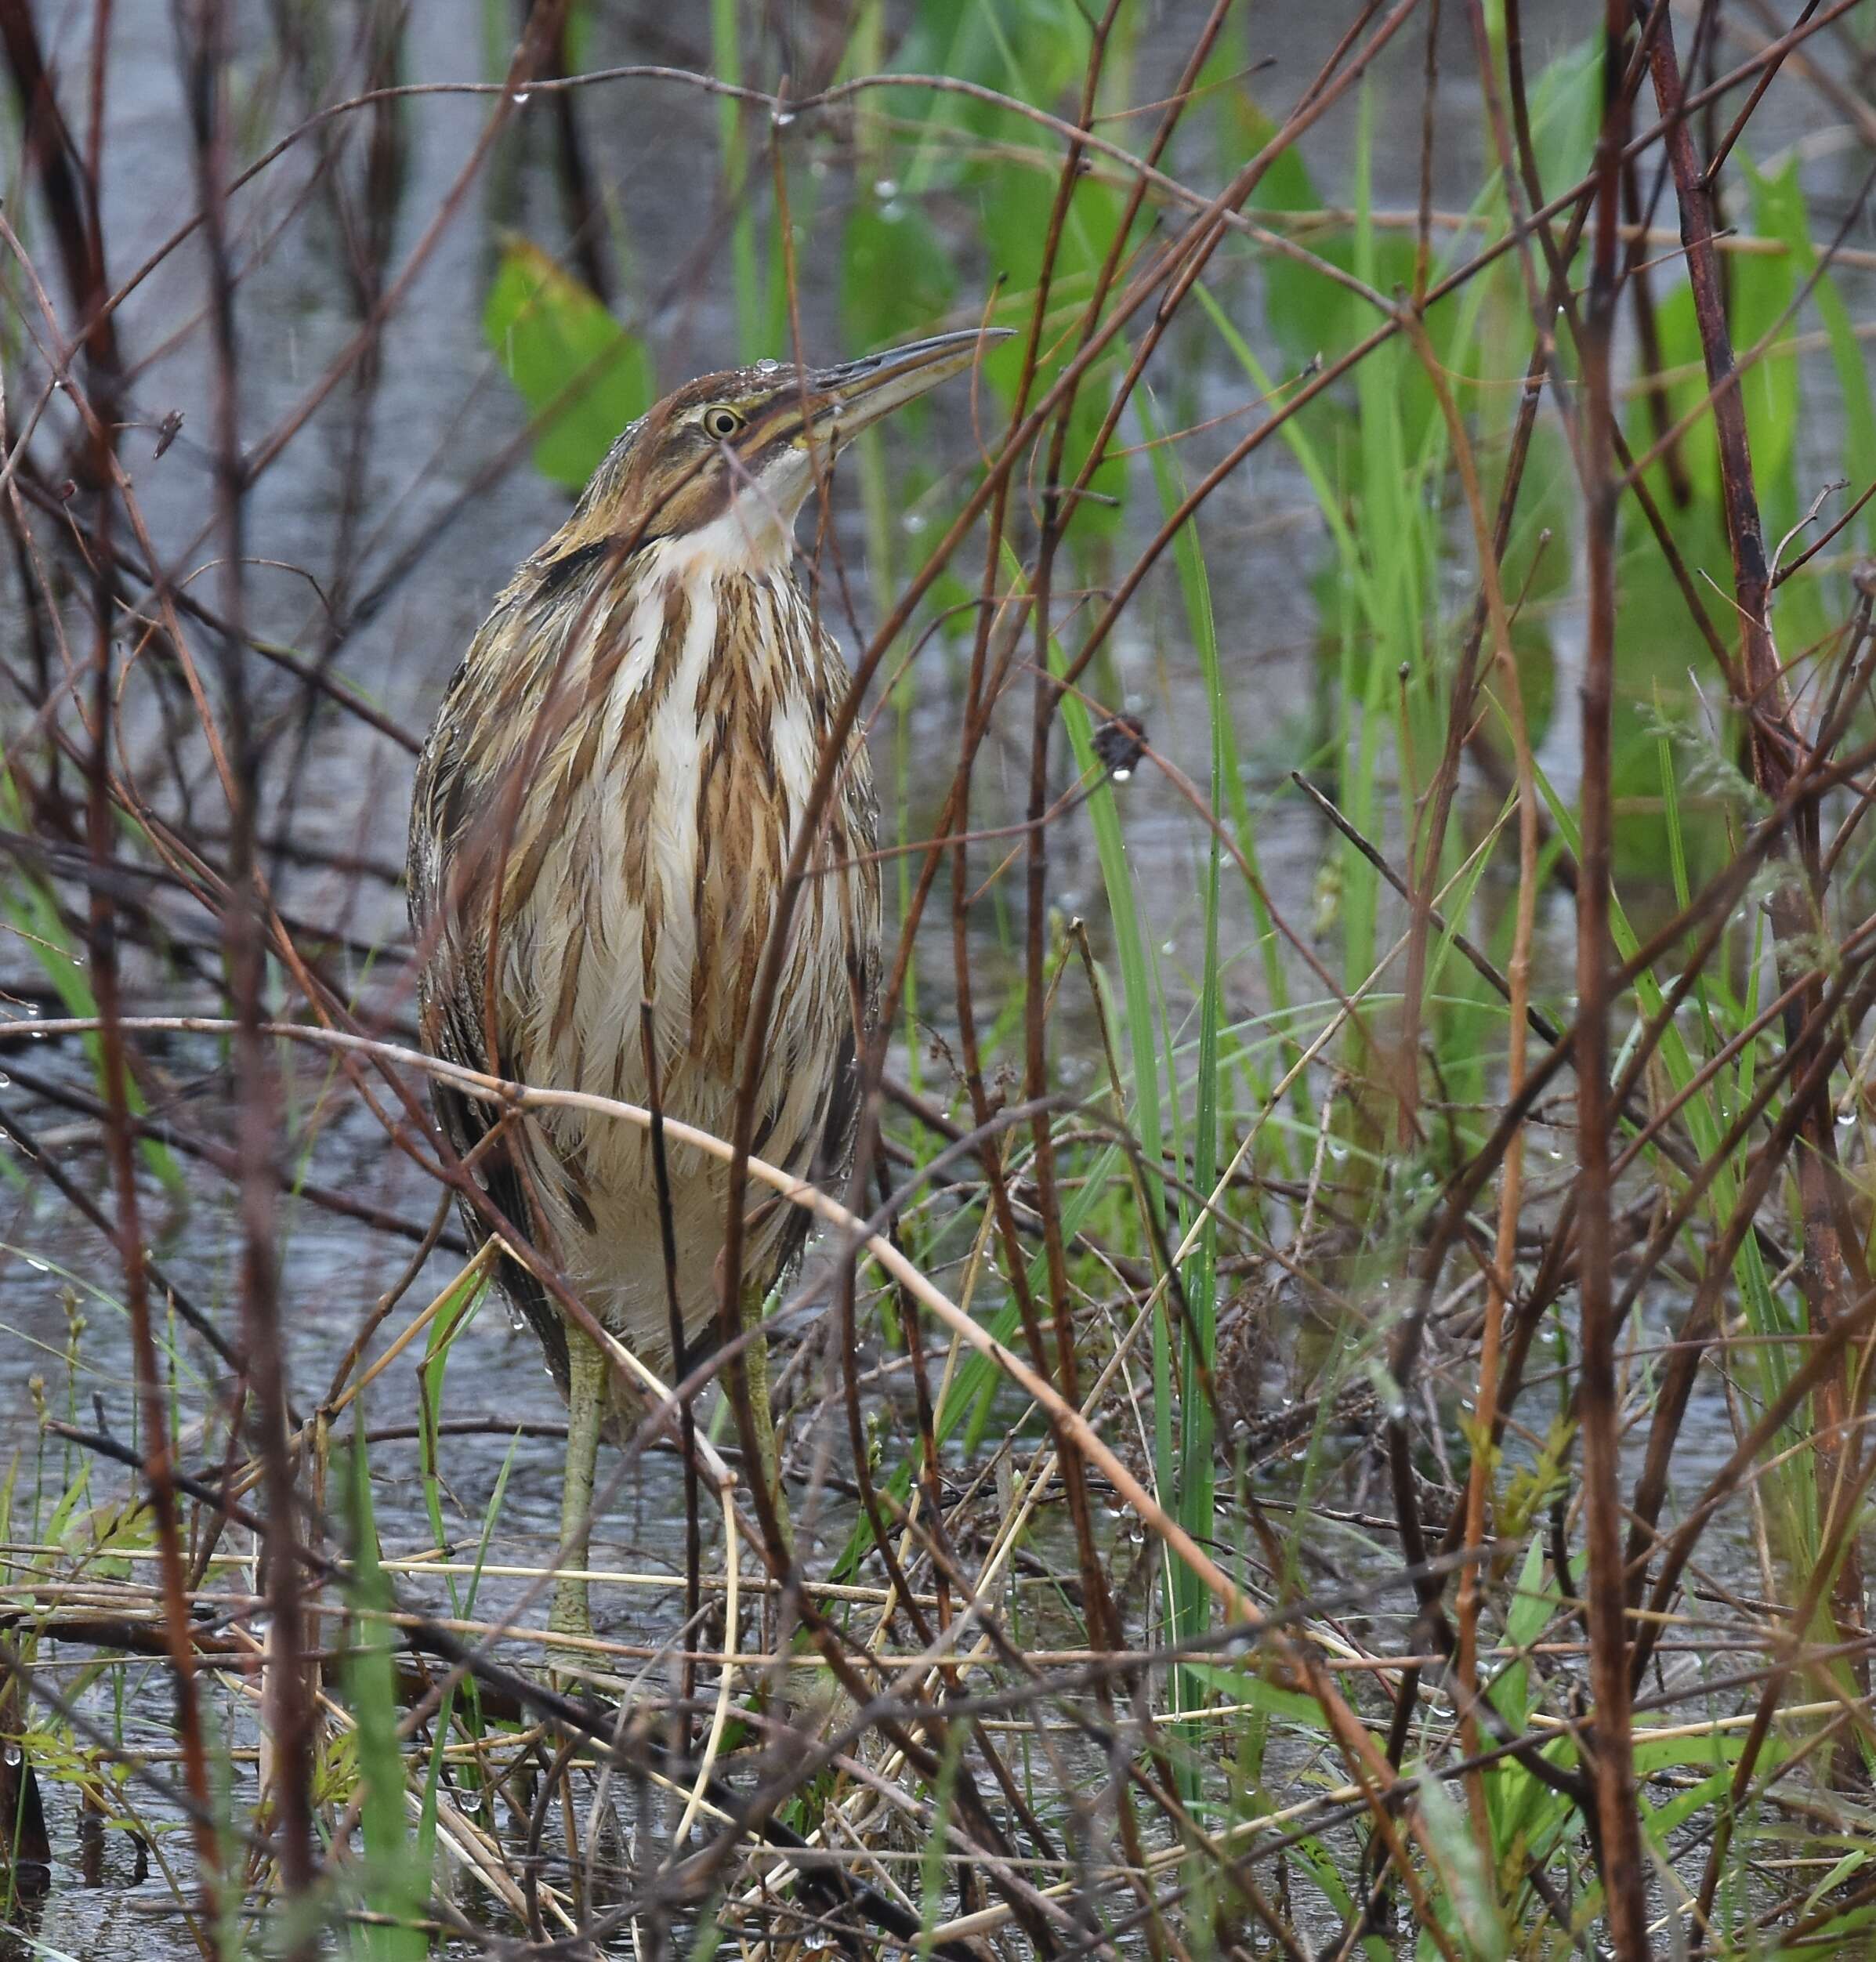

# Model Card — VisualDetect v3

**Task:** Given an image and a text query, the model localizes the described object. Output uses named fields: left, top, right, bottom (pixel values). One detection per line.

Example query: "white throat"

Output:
left=663, top=454, right=820, bottom=581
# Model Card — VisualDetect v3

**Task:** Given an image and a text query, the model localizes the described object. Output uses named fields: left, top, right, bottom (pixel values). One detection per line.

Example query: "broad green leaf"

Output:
left=842, top=195, right=955, bottom=351
left=1744, top=152, right=1876, bottom=557
left=1183, top=1661, right=1335, bottom=1731
left=1733, top=156, right=1802, bottom=488
left=1490, top=1537, right=1553, bottom=1731
left=1414, top=1759, right=1509, bottom=1957
left=484, top=236, right=654, bottom=488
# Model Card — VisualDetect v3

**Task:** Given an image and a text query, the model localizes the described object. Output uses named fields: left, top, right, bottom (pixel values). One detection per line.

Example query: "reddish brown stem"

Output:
left=1575, top=5, right=1652, bottom=1952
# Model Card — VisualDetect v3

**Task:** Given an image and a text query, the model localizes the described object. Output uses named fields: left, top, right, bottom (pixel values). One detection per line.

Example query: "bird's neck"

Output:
left=656, top=495, right=799, bottom=584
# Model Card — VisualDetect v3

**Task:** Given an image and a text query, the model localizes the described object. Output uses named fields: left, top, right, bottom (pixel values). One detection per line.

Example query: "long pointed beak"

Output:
left=799, top=328, right=1009, bottom=441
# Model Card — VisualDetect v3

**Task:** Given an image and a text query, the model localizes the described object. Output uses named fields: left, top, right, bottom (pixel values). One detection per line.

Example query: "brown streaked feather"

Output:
left=416, top=986, right=574, bottom=1400
left=407, top=462, right=882, bottom=1418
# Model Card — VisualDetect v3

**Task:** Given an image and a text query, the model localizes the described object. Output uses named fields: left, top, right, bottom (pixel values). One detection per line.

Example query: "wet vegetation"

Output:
left=5, top=0, right=1876, bottom=1955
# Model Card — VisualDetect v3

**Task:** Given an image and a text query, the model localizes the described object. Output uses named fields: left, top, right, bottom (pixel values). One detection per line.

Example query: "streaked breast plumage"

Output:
left=409, top=501, right=880, bottom=1392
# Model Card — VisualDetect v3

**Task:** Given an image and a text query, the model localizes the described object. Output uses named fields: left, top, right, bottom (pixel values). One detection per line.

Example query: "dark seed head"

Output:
left=1092, top=712, right=1146, bottom=782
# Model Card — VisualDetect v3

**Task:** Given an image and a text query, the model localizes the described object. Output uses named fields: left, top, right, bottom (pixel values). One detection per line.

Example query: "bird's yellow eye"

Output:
left=701, top=406, right=745, bottom=440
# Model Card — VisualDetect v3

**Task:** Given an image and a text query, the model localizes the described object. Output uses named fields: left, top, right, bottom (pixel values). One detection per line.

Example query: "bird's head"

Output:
left=565, top=329, right=1002, bottom=570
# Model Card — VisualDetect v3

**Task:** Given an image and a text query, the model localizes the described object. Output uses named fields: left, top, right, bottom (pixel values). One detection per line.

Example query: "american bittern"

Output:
left=407, top=331, right=990, bottom=1644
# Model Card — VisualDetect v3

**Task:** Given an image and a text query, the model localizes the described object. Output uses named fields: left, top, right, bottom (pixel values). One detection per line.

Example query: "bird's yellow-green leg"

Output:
left=741, top=1283, right=794, bottom=1559
left=549, top=1325, right=607, bottom=1660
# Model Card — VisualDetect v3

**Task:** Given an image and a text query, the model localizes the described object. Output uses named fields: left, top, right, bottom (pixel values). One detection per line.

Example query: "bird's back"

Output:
left=408, top=523, right=880, bottom=1393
